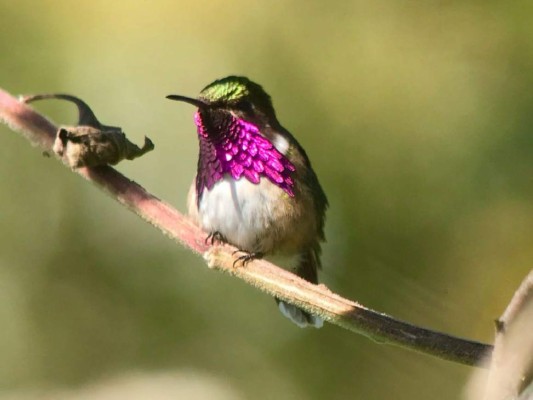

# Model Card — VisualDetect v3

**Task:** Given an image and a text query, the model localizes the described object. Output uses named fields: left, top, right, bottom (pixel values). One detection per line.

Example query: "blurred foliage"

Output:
left=1, top=1, right=532, bottom=399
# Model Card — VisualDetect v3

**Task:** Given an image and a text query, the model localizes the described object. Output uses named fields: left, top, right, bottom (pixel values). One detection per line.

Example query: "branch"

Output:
left=0, top=87, right=492, bottom=367
left=468, top=271, right=533, bottom=399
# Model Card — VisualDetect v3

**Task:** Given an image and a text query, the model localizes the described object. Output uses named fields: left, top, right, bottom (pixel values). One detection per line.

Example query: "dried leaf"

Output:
left=21, top=94, right=154, bottom=168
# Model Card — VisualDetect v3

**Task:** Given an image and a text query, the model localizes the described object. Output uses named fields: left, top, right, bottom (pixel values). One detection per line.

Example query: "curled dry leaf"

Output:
left=21, top=93, right=154, bottom=168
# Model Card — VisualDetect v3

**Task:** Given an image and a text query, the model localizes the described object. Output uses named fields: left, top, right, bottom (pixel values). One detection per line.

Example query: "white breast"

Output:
left=196, top=176, right=281, bottom=252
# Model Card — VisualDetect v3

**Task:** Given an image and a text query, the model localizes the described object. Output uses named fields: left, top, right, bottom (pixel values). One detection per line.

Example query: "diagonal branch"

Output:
left=0, top=87, right=492, bottom=367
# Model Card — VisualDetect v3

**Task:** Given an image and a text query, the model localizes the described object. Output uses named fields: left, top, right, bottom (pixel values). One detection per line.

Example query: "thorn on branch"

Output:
left=494, top=319, right=505, bottom=334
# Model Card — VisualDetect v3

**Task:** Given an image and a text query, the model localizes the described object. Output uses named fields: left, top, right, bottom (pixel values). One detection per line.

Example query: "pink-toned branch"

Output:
left=0, top=87, right=492, bottom=367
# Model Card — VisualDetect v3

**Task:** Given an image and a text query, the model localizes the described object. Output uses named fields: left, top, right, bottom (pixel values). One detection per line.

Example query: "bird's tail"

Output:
left=275, top=246, right=324, bottom=328
left=276, top=299, right=323, bottom=328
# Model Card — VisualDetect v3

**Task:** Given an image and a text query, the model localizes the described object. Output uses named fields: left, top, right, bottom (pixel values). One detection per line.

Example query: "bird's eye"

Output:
left=235, top=99, right=253, bottom=113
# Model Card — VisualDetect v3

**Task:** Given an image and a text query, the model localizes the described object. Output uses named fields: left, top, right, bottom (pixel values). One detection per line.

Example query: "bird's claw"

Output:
left=205, top=231, right=227, bottom=246
left=232, top=250, right=263, bottom=267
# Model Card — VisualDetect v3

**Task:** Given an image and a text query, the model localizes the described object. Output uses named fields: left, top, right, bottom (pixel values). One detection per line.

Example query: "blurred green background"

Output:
left=1, top=1, right=532, bottom=399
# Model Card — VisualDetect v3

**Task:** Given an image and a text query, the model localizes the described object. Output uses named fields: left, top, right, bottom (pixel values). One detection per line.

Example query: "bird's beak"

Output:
left=166, top=95, right=207, bottom=109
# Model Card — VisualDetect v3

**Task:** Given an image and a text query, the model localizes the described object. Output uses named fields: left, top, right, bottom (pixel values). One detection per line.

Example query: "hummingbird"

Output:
left=167, top=76, right=328, bottom=328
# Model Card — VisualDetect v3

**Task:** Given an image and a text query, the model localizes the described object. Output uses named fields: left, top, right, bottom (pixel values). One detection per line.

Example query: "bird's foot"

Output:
left=205, top=231, right=228, bottom=246
left=232, top=250, right=264, bottom=267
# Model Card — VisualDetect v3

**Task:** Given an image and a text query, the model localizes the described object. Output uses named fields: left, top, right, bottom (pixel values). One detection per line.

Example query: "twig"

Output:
left=0, top=87, right=492, bottom=367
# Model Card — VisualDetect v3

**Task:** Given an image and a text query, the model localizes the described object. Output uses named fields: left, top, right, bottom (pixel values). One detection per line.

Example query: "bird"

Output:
left=167, top=76, right=328, bottom=328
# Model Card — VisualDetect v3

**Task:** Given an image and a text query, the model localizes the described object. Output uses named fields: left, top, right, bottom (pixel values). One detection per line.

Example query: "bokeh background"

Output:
left=1, top=1, right=532, bottom=399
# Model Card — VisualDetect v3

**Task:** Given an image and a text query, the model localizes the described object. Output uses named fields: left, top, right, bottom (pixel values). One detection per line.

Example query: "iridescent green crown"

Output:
left=199, top=76, right=275, bottom=116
